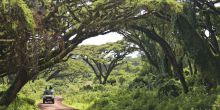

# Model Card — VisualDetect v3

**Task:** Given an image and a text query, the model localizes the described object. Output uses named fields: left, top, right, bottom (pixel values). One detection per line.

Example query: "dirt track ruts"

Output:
left=38, top=96, right=78, bottom=110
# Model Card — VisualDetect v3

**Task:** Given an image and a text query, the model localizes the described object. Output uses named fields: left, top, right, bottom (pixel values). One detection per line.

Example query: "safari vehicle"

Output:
left=43, top=89, right=55, bottom=104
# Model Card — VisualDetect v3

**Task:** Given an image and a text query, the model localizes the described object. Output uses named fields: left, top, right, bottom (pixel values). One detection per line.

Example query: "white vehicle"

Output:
left=43, top=90, right=55, bottom=104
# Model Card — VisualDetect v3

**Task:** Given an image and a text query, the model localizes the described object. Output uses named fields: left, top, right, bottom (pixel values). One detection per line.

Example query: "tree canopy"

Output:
left=73, top=41, right=135, bottom=84
left=0, top=0, right=220, bottom=108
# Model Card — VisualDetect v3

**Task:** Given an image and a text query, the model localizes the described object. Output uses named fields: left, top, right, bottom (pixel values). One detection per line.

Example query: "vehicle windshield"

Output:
left=44, top=90, right=53, bottom=95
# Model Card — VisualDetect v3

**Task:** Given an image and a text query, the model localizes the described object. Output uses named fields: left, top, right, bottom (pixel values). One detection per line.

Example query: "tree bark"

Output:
left=194, top=64, right=197, bottom=74
left=188, top=59, right=193, bottom=76
left=102, top=77, right=108, bottom=85
left=164, top=55, right=172, bottom=76
left=0, top=69, right=29, bottom=107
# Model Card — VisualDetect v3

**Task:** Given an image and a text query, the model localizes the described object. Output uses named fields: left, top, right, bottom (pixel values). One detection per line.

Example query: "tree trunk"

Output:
left=0, top=70, right=29, bottom=107
left=188, top=59, right=193, bottom=75
left=131, top=25, right=189, bottom=93
left=102, top=76, right=108, bottom=85
left=194, top=64, right=197, bottom=74
left=124, top=34, right=159, bottom=69
left=177, top=62, right=188, bottom=93
left=98, top=76, right=103, bottom=84
left=176, top=14, right=220, bottom=83
left=164, top=55, right=172, bottom=76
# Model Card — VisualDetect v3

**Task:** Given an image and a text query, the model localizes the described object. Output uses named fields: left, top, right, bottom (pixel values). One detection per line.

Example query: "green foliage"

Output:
left=0, top=79, right=48, bottom=110
left=1, top=57, right=220, bottom=110
left=157, top=80, right=181, bottom=100
left=17, top=0, right=36, bottom=32
left=1, top=0, right=220, bottom=109
left=84, top=84, right=218, bottom=110
left=7, top=97, right=37, bottom=110
left=74, top=41, right=133, bottom=63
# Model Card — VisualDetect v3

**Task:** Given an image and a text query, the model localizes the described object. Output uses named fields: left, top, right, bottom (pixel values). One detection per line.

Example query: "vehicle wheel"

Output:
left=52, top=99, right=54, bottom=104
left=43, top=99, right=45, bottom=104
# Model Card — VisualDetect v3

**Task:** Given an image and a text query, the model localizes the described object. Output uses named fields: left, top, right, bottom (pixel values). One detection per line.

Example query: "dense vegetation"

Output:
left=0, top=0, right=220, bottom=110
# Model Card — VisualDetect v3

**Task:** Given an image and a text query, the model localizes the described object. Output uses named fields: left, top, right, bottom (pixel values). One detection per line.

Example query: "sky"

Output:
left=80, top=32, right=139, bottom=58
left=215, top=3, right=220, bottom=7
left=80, top=32, right=124, bottom=45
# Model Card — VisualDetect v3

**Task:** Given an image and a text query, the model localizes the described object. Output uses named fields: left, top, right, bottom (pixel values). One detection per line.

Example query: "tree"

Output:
left=131, top=25, right=188, bottom=93
left=0, top=0, right=139, bottom=107
left=117, top=1, right=189, bottom=93
left=121, top=0, right=220, bottom=93
left=43, top=60, right=91, bottom=82
left=1, top=0, right=219, bottom=107
left=174, top=0, right=220, bottom=89
left=73, top=41, right=134, bottom=84
left=120, top=31, right=166, bottom=74
left=119, top=0, right=220, bottom=93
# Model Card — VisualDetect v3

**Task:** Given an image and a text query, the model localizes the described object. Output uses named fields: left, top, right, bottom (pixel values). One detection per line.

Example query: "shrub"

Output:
left=118, top=77, right=126, bottom=85
left=107, top=79, right=116, bottom=85
left=93, top=84, right=105, bottom=91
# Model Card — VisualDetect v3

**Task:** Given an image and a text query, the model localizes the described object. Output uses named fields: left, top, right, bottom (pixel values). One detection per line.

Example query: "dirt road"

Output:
left=38, top=96, right=78, bottom=110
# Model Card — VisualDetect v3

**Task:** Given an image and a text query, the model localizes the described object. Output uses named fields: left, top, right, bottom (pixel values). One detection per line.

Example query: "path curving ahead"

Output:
left=38, top=96, right=78, bottom=110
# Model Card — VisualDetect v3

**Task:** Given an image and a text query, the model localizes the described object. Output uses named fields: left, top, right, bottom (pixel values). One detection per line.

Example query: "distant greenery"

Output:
left=1, top=57, right=220, bottom=110
left=59, top=58, right=220, bottom=110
